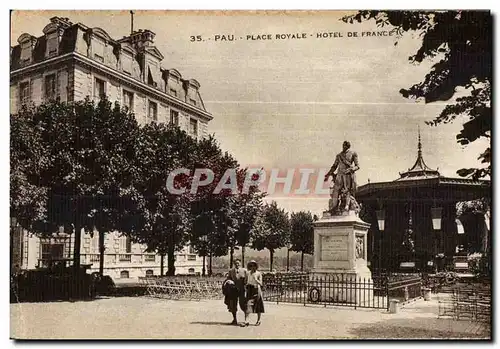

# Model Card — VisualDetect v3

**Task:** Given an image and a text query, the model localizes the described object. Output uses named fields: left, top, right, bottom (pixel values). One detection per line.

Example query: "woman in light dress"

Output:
left=242, top=260, right=265, bottom=327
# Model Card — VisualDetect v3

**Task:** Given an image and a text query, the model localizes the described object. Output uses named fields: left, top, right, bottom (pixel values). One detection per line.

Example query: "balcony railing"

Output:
left=119, top=254, right=132, bottom=262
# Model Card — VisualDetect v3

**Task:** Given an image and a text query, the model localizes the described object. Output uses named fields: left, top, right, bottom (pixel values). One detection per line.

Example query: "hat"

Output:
left=247, top=260, right=258, bottom=269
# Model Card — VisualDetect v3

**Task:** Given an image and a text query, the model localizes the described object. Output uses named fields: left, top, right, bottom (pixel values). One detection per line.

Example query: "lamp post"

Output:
left=200, top=235, right=208, bottom=277
left=431, top=206, right=443, bottom=271
left=376, top=209, right=385, bottom=276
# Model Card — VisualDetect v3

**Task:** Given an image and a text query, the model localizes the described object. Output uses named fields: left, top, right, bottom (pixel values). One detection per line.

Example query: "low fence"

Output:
left=139, top=276, right=225, bottom=301
left=261, top=272, right=424, bottom=310
left=438, top=283, right=491, bottom=322
left=263, top=273, right=389, bottom=309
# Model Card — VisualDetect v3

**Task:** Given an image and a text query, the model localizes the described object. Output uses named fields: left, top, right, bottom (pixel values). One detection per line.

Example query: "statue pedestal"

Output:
left=311, top=210, right=372, bottom=305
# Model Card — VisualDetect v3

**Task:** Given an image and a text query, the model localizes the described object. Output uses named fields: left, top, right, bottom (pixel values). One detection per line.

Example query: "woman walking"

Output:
left=242, top=260, right=265, bottom=327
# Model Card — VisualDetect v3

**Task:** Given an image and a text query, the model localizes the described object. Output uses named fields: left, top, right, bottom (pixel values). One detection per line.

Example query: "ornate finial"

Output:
left=417, top=125, right=422, bottom=158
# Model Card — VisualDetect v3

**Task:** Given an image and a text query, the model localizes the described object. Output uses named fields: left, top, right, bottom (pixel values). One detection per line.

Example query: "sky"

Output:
left=10, top=10, right=491, bottom=217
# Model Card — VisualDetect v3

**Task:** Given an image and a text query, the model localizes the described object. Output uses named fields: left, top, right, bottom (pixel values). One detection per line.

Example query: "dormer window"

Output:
left=122, top=53, right=132, bottom=75
left=46, top=32, right=59, bottom=57
left=170, top=88, right=177, bottom=97
left=147, top=60, right=159, bottom=87
left=93, top=39, right=105, bottom=63
left=20, top=42, right=32, bottom=62
left=190, top=98, right=197, bottom=106
left=18, top=33, right=37, bottom=64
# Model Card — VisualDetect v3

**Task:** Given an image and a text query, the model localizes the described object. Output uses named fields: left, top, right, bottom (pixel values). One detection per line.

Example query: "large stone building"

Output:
left=10, top=16, right=213, bottom=278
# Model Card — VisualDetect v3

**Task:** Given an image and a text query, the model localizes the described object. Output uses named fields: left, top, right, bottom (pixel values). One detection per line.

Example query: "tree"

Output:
left=78, top=98, right=140, bottom=276
left=232, top=169, right=266, bottom=266
left=251, top=201, right=290, bottom=271
left=290, top=211, right=315, bottom=271
left=343, top=11, right=491, bottom=180
left=126, top=122, right=198, bottom=276
left=189, top=136, right=240, bottom=275
left=11, top=98, right=140, bottom=277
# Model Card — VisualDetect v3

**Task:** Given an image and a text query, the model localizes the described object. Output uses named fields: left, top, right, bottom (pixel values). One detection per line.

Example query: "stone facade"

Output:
left=10, top=16, right=213, bottom=277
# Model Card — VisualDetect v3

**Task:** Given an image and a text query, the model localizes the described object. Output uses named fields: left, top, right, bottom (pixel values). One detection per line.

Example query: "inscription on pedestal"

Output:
left=320, top=235, right=348, bottom=261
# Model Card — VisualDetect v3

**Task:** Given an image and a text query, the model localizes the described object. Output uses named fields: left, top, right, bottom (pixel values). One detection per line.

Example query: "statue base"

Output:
left=311, top=210, right=372, bottom=304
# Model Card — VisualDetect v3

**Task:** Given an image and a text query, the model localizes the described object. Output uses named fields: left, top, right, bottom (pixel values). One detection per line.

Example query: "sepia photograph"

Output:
left=9, top=8, right=492, bottom=340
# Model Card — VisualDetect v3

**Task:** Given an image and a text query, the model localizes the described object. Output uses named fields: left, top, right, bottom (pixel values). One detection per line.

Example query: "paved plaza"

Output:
left=10, top=295, right=490, bottom=340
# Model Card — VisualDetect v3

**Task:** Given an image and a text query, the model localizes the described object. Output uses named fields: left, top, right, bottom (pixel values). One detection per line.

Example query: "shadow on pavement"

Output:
left=348, top=318, right=491, bottom=340
left=190, top=321, right=237, bottom=326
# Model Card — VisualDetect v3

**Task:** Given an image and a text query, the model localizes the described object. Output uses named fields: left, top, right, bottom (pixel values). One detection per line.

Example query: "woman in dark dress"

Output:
left=243, top=260, right=265, bottom=326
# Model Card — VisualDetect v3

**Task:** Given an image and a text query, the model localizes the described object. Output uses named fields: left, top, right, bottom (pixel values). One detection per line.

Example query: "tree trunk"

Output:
left=72, top=223, right=82, bottom=299
left=269, top=250, right=274, bottom=271
left=286, top=248, right=290, bottom=272
left=241, top=245, right=246, bottom=265
left=98, top=231, right=106, bottom=276
left=481, top=213, right=489, bottom=254
left=209, top=252, right=213, bottom=276
left=160, top=253, right=165, bottom=276
left=167, top=243, right=176, bottom=276
left=301, top=251, right=304, bottom=271
left=73, top=223, right=82, bottom=272
left=229, top=246, right=234, bottom=267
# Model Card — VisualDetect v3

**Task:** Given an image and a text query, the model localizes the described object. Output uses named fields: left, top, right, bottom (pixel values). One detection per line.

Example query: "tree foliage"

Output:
left=10, top=98, right=140, bottom=271
left=343, top=10, right=491, bottom=180
left=125, top=122, right=197, bottom=275
left=251, top=201, right=290, bottom=271
left=290, top=211, right=315, bottom=271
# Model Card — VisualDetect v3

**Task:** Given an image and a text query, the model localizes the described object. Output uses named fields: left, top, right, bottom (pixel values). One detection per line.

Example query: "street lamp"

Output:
left=376, top=209, right=385, bottom=232
left=375, top=209, right=385, bottom=275
left=200, top=235, right=208, bottom=277
left=431, top=207, right=443, bottom=231
left=431, top=206, right=443, bottom=271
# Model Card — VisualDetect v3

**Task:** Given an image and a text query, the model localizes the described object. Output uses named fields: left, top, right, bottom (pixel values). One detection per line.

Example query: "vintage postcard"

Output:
left=9, top=9, right=491, bottom=340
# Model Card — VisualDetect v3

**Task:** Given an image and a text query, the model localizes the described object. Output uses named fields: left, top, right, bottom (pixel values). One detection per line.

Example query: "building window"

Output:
left=91, top=235, right=99, bottom=253
left=46, top=32, right=59, bottom=57
left=188, top=268, right=195, bottom=274
left=120, top=270, right=129, bottom=279
left=123, top=90, right=134, bottom=111
left=94, top=78, right=105, bottom=99
left=20, top=42, right=32, bottom=63
left=146, top=270, right=154, bottom=277
left=188, top=255, right=197, bottom=261
left=125, top=237, right=132, bottom=253
left=19, top=82, right=30, bottom=105
left=189, top=118, right=198, bottom=137
left=44, top=74, right=57, bottom=100
left=145, top=254, right=156, bottom=262
left=148, top=101, right=158, bottom=122
left=170, top=88, right=177, bottom=97
left=93, top=40, right=105, bottom=63
left=122, top=54, right=132, bottom=75
left=170, top=110, right=179, bottom=126
left=40, top=243, right=64, bottom=261
left=190, top=98, right=197, bottom=106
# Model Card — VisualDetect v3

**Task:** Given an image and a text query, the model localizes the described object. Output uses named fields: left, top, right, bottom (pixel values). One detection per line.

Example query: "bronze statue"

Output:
left=324, top=141, right=361, bottom=215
